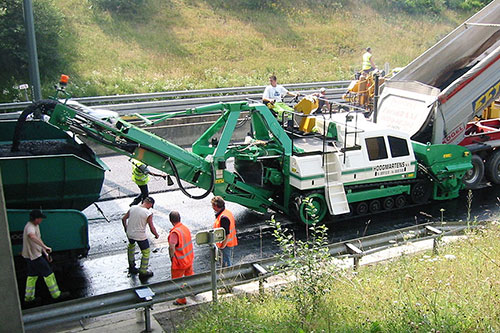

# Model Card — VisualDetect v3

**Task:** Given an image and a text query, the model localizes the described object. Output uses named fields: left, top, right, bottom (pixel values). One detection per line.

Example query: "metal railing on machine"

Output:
left=0, top=81, right=351, bottom=113
left=22, top=221, right=481, bottom=332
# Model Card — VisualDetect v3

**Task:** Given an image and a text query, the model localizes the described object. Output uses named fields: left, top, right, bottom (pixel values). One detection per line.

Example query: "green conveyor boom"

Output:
left=33, top=100, right=293, bottom=214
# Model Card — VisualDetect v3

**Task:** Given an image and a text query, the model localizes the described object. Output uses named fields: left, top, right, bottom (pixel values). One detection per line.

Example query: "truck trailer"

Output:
left=376, top=0, right=500, bottom=188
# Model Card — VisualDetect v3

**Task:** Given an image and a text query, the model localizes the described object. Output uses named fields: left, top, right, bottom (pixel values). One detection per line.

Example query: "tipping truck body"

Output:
left=0, top=119, right=107, bottom=257
left=376, top=0, right=500, bottom=187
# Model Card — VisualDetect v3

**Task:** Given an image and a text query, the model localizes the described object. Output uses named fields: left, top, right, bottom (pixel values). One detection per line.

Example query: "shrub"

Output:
left=0, top=0, right=66, bottom=102
left=89, top=0, right=147, bottom=14
left=270, top=197, right=333, bottom=330
left=445, top=0, right=493, bottom=10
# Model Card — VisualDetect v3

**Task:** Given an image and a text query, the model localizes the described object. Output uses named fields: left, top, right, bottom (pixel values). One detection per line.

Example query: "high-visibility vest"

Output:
left=213, top=209, right=238, bottom=248
left=362, top=52, right=372, bottom=70
left=169, top=223, right=194, bottom=269
left=132, top=160, right=149, bottom=186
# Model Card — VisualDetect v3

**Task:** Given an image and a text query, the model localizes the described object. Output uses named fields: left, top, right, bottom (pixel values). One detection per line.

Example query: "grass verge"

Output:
left=177, top=223, right=500, bottom=332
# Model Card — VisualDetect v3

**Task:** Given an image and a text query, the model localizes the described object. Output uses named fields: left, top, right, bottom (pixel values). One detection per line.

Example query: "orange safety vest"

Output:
left=169, top=223, right=194, bottom=269
left=213, top=209, right=238, bottom=248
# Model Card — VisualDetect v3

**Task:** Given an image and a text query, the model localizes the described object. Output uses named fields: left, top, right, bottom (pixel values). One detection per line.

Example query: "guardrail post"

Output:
left=345, top=243, right=363, bottom=270
left=143, top=305, right=152, bottom=333
left=425, top=226, right=443, bottom=255
left=211, top=244, right=218, bottom=304
left=252, top=263, right=268, bottom=296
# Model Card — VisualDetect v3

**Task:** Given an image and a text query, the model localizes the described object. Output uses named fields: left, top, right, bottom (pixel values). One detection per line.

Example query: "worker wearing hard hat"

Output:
left=362, top=47, right=377, bottom=74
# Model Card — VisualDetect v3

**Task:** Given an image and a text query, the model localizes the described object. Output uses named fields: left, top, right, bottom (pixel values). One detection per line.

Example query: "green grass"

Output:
left=0, top=0, right=475, bottom=101
left=26, top=0, right=471, bottom=99
left=178, top=223, right=500, bottom=332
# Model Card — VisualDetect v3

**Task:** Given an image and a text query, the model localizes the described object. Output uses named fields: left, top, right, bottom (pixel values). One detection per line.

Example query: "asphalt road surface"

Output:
left=16, top=155, right=500, bottom=306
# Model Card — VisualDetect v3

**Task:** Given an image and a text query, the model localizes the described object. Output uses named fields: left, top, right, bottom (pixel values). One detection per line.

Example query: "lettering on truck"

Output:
left=472, top=78, right=500, bottom=113
left=443, top=123, right=465, bottom=144
left=373, top=161, right=410, bottom=176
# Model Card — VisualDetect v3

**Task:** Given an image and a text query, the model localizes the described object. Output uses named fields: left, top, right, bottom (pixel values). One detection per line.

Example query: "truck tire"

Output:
left=463, top=155, right=484, bottom=189
left=485, top=150, right=500, bottom=184
left=410, top=180, right=431, bottom=204
left=297, top=192, right=328, bottom=224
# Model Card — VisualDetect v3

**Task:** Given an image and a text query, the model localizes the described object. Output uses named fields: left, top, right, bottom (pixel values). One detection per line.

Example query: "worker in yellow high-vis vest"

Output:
left=362, top=47, right=377, bottom=74
left=130, top=159, right=166, bottom=207
left=22, top=209, right=70, bottom=306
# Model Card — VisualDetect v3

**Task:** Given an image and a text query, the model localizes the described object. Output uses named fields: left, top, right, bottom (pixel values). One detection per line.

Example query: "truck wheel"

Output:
left=411, top=180, right=431, bottom=204
left=298, top=193, right=327, bottom=224
left=383, top=197, right=395, bottom=210
left=463, top=155, right=484, bottom=188
left=356, top=202, right=368, bottom=215
left=485, top=150, right=500, bottom=184
left=369, top=199, right=381, bottom=213
left=395, top=195, right=406, bottom=208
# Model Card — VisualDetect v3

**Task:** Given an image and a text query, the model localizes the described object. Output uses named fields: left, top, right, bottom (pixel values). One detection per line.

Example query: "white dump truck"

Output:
left=376, top=0, right=500, bottom=187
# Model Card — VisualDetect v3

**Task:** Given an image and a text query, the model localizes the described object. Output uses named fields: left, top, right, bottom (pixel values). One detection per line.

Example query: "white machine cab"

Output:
left=291, top=112, right=417, bottom=215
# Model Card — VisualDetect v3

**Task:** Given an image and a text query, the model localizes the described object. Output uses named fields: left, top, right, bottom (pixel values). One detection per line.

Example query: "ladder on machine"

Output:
left=324, top=152, right=350, bottom=215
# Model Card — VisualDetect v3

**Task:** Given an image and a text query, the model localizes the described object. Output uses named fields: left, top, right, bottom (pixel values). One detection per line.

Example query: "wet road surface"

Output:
left=15, top=155, right=500, bottom=306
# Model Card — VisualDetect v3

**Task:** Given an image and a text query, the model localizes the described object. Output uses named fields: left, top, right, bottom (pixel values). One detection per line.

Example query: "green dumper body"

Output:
left=0, top=120, right=107, bottom=257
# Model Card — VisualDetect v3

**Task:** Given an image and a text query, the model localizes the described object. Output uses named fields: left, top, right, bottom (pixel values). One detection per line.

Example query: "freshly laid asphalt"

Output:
left=16, top=154, right=500, bottom=332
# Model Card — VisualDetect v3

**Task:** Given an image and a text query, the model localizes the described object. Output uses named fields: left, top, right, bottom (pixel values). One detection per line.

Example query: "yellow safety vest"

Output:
left=362, top=52, right=372, bottom=70
left=132, top=161, right=149, bottom=186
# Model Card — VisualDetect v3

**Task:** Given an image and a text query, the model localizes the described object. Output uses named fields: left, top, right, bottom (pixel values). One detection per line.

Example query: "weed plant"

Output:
left=269, top=197, right=333, bottom=330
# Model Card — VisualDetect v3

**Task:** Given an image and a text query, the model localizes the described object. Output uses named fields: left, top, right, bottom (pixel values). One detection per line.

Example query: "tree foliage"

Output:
left=0, top=0, right=66, bottom=100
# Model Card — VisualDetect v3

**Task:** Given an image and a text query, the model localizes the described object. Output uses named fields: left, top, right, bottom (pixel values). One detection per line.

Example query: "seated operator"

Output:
left=262, top=75, right=298, bottom=106
left=262, top=75, right=298, bottom=125
left=312, top=87, right=330, bottom=114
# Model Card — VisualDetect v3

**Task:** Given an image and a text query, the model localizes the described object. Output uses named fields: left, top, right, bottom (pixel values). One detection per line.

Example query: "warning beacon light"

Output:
left=60, top=74, right=70, bottom=86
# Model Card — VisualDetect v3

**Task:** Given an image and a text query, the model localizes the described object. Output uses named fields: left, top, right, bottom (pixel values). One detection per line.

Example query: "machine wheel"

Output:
left=485, top=150, right=500, bottom=185
left=298, top=193, right=328, bottom=225
left=410, top=180, right=431, bottom=204
left=369, top=199, right=381, bottom=213
left=463, top=154, right=484, bottom=188
left=383, top=197, right=395, bottom=210
left=356, top=202, right=369, bottom=215
left=395, top=195, right=406, bottom=209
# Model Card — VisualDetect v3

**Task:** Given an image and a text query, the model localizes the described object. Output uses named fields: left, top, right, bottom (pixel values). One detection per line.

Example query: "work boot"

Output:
left=54, top=291, right=71, bottom=302
left=128, top=266, right=139, bottom=275
left=139, top=270, right=153, bottom=281
left=24, top=297, right=42, bottom=308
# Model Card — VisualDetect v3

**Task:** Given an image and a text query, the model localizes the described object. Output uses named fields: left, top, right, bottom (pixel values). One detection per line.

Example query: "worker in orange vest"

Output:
left=168, top=211, right=194, bottom=305
left=211, top=196, right=238, bottom=267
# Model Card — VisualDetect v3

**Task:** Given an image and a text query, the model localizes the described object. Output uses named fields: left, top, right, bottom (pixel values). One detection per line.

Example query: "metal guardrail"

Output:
left=0, top=81, right=351, bottom=113
left=22, top=221, right=481, bottom=331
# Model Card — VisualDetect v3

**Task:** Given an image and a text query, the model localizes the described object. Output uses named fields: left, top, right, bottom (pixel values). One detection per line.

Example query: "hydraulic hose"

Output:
left=11, top=99, right=58, bottom=152
left=166, top=156, right=214, bottom=199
